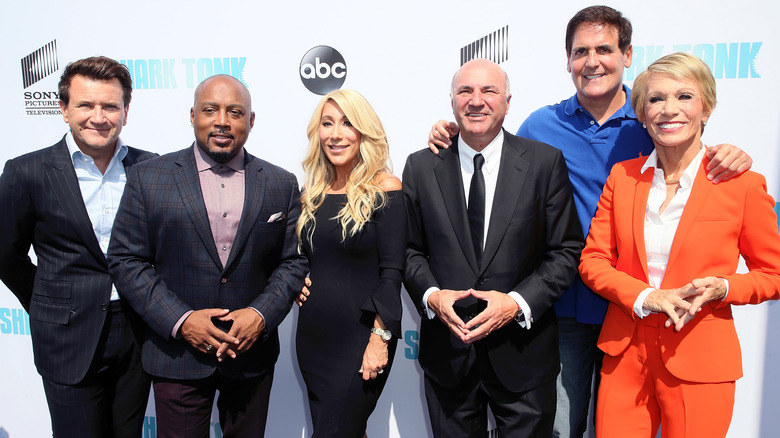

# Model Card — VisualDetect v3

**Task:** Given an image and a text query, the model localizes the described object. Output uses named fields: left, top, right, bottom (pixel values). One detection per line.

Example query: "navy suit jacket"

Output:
left=0, top=136, right=156, bottom=385
left=403, top=130, right=584, bottom=392
left=108, top=146, right=308, bottom=380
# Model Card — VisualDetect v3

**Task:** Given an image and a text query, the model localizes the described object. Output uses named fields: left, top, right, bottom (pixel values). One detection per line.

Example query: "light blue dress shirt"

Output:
left=65, top=132, right=128, bottom=301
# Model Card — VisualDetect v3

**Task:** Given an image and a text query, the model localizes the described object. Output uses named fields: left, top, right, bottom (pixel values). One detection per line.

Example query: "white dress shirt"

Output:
left=632, top=146, right=728, bottom=316
left=422, top=131, right=533, bottom=328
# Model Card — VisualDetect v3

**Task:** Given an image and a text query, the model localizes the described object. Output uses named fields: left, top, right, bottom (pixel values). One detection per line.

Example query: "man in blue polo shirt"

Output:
left=427, top=5, right=751, bottom=437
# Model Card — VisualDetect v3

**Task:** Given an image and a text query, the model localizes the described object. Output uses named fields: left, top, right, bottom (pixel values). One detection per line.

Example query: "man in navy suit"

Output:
left=0, top=56, right=155, bottom=437
left=403, top=58, right=584, bottom=437
left=108, top=74, right=308, bottom=437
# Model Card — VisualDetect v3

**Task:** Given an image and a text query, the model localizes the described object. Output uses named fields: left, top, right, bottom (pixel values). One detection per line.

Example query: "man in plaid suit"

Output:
left=108, top=74, right=308, bottom=437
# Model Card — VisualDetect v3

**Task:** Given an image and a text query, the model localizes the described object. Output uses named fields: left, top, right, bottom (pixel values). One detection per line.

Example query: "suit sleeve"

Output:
left=0, top=159, right=37, bottom=311
left=579, top=168, right=653, bottom=317
left=513, top=148, right=584, bottom=316
left=402, top=155, right=440, bottom=316
left=248, top=174, right=309, bottom=335
left=108, top=166, right=193, bottom=339
left=721, top=174, right=780, bottom=305
left=359, top=190, right=406, bottom=337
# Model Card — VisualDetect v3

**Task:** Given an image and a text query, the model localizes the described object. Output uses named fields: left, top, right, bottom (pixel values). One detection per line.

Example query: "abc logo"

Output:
left=299, top=46, right=347, bottom=95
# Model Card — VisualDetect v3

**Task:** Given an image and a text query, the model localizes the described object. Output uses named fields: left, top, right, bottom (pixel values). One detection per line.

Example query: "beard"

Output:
left=195, top=140, right=239, bottom=164
left=207, top=150, right=236, bottom=164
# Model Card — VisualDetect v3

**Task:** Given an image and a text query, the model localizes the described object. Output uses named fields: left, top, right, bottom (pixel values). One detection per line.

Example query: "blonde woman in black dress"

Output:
left=295, top=89, right=405, bottom=437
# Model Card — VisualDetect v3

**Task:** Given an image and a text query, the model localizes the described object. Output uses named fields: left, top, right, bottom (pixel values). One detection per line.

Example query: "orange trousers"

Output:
left=596, top=316, right=735, bottom=438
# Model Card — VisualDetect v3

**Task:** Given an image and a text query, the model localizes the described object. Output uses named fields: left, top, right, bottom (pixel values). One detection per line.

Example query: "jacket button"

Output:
left=100, top=303, right=108, bottom=311
left=477, top=278, right=485, bottom=286
left=220, top=277, right=228, bottom=284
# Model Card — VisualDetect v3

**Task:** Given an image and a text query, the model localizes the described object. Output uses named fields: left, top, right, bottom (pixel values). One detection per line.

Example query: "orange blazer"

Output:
left=580, top=155, right=780, bottom=384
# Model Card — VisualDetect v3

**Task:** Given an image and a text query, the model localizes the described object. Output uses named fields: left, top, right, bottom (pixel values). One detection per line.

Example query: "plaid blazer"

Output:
left=108, top=145, right=308, bottom=380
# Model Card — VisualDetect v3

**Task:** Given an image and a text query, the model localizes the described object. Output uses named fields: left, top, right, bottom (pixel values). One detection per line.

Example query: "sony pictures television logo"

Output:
left=21, top=39, right=62, bottom=116
left=299, top=46, right=346, bottom=95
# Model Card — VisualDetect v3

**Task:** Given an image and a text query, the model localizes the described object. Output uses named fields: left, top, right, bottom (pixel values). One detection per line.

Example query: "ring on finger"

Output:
left=205, top=344, right=213, bottom=352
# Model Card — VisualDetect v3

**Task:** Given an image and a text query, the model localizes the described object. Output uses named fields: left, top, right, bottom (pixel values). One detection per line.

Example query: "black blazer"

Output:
left=108, top=146, right=309, bottom=380
left=0, top=136, right=156, bottom=385
left=403, top=130, right=584, bottom=392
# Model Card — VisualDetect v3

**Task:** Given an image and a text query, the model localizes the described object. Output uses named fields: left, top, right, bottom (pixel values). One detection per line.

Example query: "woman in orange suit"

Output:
left=579, top=52, right=780, bottom=438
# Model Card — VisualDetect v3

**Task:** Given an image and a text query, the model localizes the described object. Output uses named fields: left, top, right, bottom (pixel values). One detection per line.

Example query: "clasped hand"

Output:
left=428, top=288, right=518, bottom=344
left=180, top=308, right=266, bottom=362
left=643, top=276, right=727, bottom=332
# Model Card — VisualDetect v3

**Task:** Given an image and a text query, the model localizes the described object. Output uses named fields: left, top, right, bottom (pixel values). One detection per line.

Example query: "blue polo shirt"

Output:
left=517, top=85, right=654, bottom=324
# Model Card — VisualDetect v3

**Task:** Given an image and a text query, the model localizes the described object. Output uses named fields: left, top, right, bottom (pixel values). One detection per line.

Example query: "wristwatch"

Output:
left=371, top=327, right=392, bottom=341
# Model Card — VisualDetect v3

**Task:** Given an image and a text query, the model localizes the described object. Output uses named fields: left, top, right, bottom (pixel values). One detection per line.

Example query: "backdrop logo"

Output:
left=404, top=329, right=419, bottom=359
left=21, top=40, right=61, bottom=116
left=299, top=46, right=347, bottom=95
left=625, top=42, right=762, bottom=81
left=0, top=308, right=30, bottom=335
left=120, top=57, right=247, bottom=89
left=460, top=26, right=509, bottom=66
left=21, top=40, right=59, bottom=89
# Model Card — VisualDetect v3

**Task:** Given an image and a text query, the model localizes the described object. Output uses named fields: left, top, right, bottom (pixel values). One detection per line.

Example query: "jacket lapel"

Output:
left=433, top=141, right=480, bottom=274
left=667, top=159, right=712, bottom=267
left=224, top=153, right=266, bottom=271
left=632, top=165, right=653, bottom=281
left=45, top=138, right=106, bottom=264
left=481, top=133, right=528, bottom=272
left=173, top=146, right=224, bottom=270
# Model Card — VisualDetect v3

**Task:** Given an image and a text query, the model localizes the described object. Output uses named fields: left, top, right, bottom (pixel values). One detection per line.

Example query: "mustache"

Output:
left=208, top=129, right=234, bottom=139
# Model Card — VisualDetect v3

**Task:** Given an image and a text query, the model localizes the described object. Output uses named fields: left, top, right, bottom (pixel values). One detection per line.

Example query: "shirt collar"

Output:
left=458, top=129, right=503, bottom=175
left=641, top=145, right=706, bottom=189
left=193, top=142, right=245, bottom=173
left=65, top=131, right=127, bottom=166
left=564, top=84, right=637, bottom=121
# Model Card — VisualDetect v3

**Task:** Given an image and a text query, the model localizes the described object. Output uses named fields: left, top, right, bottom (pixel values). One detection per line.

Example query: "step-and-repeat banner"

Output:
left=1, top=1, right=779, bottom=436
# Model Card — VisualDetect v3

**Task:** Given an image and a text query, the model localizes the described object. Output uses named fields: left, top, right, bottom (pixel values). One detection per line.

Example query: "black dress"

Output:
left=296, top=190, right=405, bottom=438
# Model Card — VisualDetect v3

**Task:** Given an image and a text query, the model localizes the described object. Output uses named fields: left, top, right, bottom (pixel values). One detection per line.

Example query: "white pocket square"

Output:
left=267, top=212, right=285, bottom=223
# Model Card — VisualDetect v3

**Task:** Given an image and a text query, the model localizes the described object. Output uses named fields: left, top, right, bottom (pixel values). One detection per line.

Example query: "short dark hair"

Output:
left=565, top=5, right=632, bottom=55
left=58, top=56, right=133, bottom=106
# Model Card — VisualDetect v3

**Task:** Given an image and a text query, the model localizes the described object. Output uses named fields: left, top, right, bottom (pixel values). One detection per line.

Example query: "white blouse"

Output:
left=633, top=146, right=706, bottom=317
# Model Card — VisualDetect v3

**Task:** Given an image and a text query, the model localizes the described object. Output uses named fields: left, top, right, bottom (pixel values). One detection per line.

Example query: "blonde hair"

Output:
left=631, top=52, right=717, bottom=124
left=297, top=89, right=391, bottom=249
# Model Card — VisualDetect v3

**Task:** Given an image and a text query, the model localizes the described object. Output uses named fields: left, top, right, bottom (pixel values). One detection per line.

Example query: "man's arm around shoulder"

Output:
left=108, top=163, right=193, bottom=339
left=248, top=170, right=309, bottom=337
left=401, top=152, right=441, bottom=312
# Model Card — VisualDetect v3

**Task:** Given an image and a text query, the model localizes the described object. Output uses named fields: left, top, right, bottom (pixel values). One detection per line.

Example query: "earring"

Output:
left=642, top=123, right=646, bottom=128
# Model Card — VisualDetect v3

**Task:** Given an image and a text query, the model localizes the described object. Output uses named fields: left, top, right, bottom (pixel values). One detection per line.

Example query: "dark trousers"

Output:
left=152, top=370, right=273, bottom=438
left=42, top=301, right=151, bottom=438
left=424, top=348, right=556, bottom=438
left=555, top=317, right=603, bottom=438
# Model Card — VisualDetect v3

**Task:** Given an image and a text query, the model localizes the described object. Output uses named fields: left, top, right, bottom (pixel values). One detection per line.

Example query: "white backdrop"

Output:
left=1, top=1, right=779, bottom=436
